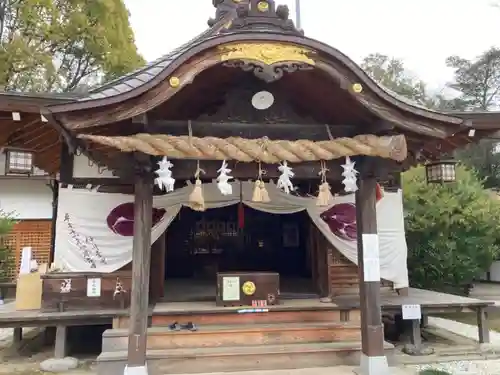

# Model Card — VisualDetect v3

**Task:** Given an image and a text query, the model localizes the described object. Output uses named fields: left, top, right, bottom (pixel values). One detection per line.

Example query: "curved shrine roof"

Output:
left=1, top=0, right=499, bottom=133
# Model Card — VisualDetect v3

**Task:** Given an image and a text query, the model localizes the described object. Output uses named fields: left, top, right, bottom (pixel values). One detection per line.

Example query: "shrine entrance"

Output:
left=162, top=205, right=316, bottom=302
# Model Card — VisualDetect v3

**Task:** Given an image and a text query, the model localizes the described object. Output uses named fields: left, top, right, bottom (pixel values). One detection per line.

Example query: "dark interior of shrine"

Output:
left=162, top=205, right=316, bottom=302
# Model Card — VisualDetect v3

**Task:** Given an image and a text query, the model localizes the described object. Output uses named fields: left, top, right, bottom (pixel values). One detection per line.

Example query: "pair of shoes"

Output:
left=168, top=322, right=181, bottom=331
left=182, top=322, right=198, bottom=332
left=168, top=321, right=198, bottom=332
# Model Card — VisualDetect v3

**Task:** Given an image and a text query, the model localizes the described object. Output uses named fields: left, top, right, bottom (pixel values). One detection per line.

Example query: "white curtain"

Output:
left=54, top=181, right=409, bottom=288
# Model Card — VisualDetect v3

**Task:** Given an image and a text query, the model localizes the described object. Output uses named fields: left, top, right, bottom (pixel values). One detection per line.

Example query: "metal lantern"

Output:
left=425, top=160, right=457, bottom=184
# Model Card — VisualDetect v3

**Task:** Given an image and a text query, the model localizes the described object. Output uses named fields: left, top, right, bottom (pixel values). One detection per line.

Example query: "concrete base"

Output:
left=39, top=357, right=78, bottom=373
left=355, top=354, right=389, bottom=375
left=124, top=365, right=148, bottom=375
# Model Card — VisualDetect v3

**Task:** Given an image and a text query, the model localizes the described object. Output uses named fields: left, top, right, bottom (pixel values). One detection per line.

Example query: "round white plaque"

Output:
left=251, top=91, right=274, bottom=110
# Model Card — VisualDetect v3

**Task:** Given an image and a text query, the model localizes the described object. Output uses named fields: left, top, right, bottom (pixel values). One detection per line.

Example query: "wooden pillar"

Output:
left=355, top=169, right=388, bottom=375
left=477, top=307, right=490, bottom=344
left=126, top=168, right=153, bottom=375
left=157, top=232, right=166, bottom=299
left=150, top=232, right=166, bottom=302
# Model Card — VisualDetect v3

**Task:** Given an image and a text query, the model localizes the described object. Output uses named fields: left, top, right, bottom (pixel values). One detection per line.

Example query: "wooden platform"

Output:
left=0, top=301, right=128, bottom=328
left=0, top=288, right=493, bottom=329
left=333, top=288, right=494, bottom=314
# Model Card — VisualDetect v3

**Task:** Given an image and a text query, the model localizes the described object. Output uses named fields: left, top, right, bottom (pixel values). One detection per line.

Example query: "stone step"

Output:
left=102, top=321, right=361, bottom=351
left=97, top=341, right=395, bottom=374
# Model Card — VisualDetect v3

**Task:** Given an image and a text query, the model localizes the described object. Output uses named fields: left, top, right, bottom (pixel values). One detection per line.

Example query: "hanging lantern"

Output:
left=4, top=147, right=34, bottom=175
left=425, top=160, right=457, bottom=184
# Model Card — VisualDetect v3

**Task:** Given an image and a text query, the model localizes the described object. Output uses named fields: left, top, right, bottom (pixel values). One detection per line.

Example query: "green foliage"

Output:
left=418, top=370, right=452, bottom=375
left=361, top=49, right=500, bottom=188
left=455, top=140, right=500, bottom=188
left=403, top=166, right=500, bottom=292
left=360, top=53, right=454, bottom=110
left=0, top=210, right=16, bottom=282
left=0, top=0, right=145, bottom=92
left=361, top=53, right=429, bottom=105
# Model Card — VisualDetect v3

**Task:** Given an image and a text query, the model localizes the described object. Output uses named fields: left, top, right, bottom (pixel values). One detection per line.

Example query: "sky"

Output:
left=124, top=0, right=500, bottom=91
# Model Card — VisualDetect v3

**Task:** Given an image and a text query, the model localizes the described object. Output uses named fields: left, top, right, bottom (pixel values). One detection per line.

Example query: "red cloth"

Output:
left=376, top=183, right=384, bottom=202
left=238, top=203, right=245, bottom=229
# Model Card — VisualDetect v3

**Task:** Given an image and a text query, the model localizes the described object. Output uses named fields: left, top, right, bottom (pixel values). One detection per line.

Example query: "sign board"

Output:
left=402, top=304, right=422, bottom=320
left=87, top=278, right=102, bottom=297
left=362, top=234, right=380, bottom=282
left=222, top=276, right=240, bottom=301
left=19, top=247, right=32, bottom=275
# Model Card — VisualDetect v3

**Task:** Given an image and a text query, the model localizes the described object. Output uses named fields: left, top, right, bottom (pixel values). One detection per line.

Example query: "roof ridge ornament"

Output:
left=210, top=0, right=303, bottom=35
left=208, top=0, right=241, bottom=27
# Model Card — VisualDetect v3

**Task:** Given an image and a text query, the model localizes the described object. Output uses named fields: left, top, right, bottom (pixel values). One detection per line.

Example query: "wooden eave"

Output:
left=445, top=111, right=500, bottom=130
left=0, top=93, right=79, bottom=175
left=43, top=31, right=476, bottom=141
left=0, top=91, right=78, bottom=113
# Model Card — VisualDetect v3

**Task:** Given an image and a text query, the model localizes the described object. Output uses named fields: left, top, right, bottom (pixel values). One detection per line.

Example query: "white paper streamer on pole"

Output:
left=154, top=157, right=175, bottom=192
left=341, top=156, right=358, bottom=193
left=216, top=160, right=234, bottom=196
left=277, top=161, right=295, bottom=194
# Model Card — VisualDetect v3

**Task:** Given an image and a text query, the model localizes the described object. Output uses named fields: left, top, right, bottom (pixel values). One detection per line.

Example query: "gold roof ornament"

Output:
left=218, top=42, right=315, bottom=66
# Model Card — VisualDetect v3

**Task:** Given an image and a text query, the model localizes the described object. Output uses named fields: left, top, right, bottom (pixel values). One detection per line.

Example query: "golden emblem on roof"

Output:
left=218, top=42, right=315, bottom=66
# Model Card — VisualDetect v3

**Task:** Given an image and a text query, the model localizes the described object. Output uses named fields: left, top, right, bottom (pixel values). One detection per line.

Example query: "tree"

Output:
left=0, top=210, right=16, bottom=282
left=361, top=53, right=430, bottom=105
left=446, top=48, right=500, bottom=187
left=403, top=166, right=500, bottom=293
left=360, top=53, right=460, bottom=111
left=445, top=48, right=500, bottom=110
left=0, top=0, right=145, bottom=92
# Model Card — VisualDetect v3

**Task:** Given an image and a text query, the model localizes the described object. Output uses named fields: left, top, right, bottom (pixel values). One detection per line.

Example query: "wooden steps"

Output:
left=115, top=308, right=360, bottom=329
left=97, top=341, right=395, bottom=374
left=150, top=308, right=359, bottom=326
left=102, top=322, right=362, bottom=351
left=98, top=307, right=394, bottom=374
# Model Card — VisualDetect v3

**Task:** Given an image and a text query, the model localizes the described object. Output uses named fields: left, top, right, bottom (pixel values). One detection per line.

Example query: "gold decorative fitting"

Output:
left=169, top=76, right=181, bottom=88
left=242, top=281, right=256, bottom=296
left=257, top=1, right=269, bottom=12
left=352, top=83, right=363, bottom=93
left=218, top=42, right=315, bottom=66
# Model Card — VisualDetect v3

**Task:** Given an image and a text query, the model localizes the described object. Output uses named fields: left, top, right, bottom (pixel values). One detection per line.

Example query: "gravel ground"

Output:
left=0, top=328, right=13, bottom=342
left=409, top=360, right=500, bottom=374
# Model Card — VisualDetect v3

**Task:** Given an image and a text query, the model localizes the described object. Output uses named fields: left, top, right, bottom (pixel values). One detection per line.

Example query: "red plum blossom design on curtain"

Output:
left=106, top=203, right=166, bottom=237
left=320, top=184, right=384, bottom=241
left=320, top=203, right=357, bottom=241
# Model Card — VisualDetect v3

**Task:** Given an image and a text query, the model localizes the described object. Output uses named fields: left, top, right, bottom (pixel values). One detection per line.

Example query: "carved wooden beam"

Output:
left=145, top=120, right=361, bottom=140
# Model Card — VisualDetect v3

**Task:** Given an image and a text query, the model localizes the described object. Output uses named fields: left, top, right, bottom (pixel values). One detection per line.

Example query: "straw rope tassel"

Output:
left=252, top=180, right=262, bottom=202
left=260, top=180, right=270, bottom=203
left=188, top=161, right=206, bottom=211
left=252, top=162, right=270, bottom=203
left=316, top=161, right=334, bottom=207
